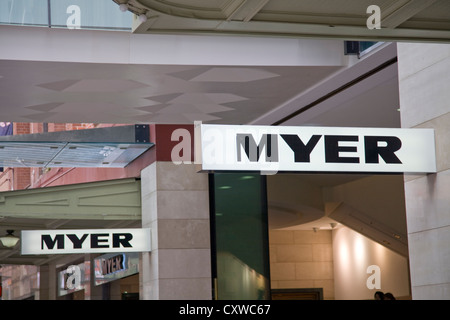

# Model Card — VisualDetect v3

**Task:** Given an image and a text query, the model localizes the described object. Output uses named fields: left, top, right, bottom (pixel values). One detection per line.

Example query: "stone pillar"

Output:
left=397, top=42, right=450, bottom=299
left=110, top=281, right=122, bottom=300
left=38, top=263, right=56, bottom=300
left=85, top=254, right=103, bottom=300
left=140, top=161, right=211, bottom=300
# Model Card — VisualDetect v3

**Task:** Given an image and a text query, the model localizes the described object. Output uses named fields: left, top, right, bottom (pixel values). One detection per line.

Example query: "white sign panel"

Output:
left=21, top=228, right=151, bottom=255
left=199, top=124, right=436, bottom=173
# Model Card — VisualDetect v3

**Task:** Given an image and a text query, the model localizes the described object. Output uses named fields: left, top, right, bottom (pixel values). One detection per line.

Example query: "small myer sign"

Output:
left=21, top=228, right=151, bottom=255
left=198, top=124, right=436, bottom=173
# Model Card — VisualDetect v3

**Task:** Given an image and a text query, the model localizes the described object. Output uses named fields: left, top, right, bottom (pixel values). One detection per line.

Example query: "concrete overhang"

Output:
left=116, top=0, right=450, bottom=43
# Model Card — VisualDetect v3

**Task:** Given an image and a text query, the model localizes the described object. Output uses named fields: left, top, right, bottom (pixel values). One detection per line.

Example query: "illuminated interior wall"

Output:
left=332, top=226, right=410, bottom=300
left=269, top=229, right=334, bottom=300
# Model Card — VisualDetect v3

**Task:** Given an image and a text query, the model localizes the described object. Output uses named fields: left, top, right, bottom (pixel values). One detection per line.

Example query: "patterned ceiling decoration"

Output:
left=0, top=59, right=342, bottom=124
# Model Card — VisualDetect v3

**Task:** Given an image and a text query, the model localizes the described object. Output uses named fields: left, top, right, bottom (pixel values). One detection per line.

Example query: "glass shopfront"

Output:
left=209, top=173, right=270, bottom=300
left=57, top=253, right=139, bottom=300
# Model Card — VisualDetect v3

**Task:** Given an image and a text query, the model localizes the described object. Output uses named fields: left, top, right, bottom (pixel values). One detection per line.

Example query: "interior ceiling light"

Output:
left=119, top=4, right=128, bottom=12
left=239, top=175, right=255, bottom=180
left=0, top=230, right=20, bottom=248
left=138, top=14, right=147, bottom=22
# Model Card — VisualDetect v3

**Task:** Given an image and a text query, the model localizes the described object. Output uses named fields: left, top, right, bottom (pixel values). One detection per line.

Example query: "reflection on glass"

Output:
left=0, top=0, right=132, bottom=30
left=360, top=41, right=378, bottom=52
left=210, top=173, right=270, bottom=300
left=0, top=0, right=48, bottom=26
left=50, top=0, right=132, bottom=30
left=217, top=252, right=268, bottom=300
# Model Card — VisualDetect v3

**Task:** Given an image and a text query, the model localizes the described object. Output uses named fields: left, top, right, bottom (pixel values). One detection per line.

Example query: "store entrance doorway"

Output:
left=266, top=173, right=411, bottom=300
left=209, top=172, right=411, bottom=300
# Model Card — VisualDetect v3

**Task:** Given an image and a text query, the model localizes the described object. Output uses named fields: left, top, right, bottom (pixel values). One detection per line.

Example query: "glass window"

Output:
left=0, top=0, right=132, bottom=30
left=359, top=41, right=378, bottom=52
left=0, top=0, right=48, bottom=26
left=210, top=173, right=271, bottom=300
left=49, top=0, right=132, bottom=30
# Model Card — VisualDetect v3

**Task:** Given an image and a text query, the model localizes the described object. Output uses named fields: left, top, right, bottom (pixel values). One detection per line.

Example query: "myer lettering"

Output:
left=21, top=228, right=151, bottom=255
left=199, top=124, right=436, bottom=173
left=101, top=254, right=126, bottom=275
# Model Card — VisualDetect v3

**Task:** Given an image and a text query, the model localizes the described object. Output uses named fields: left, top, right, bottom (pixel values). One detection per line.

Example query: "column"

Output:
left=38, top=263, right=56, bottom=300
left=140, top=161, right=211, bottom=300
left=84, top=254, right=103, bottom=300
left=397, top=42, right=450, bottom=299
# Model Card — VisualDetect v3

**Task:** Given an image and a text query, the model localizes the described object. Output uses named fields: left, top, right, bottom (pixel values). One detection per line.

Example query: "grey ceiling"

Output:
left=0, top=59, right=343, bottom=125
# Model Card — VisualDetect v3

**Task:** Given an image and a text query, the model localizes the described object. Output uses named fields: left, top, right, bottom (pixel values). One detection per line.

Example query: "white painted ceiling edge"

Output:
left=0, top=25, right=344, bottom=67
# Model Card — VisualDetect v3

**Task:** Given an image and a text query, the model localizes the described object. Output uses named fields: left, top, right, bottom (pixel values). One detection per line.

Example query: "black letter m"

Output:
left=236, top=134, right=278, bottom=162
left=41, top=234, right=64, bottom=250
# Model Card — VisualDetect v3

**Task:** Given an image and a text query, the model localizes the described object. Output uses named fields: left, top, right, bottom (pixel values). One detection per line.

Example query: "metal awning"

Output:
left=0, top=178, right=142, bottom=265
left=0, top=125, right=153, bottom=168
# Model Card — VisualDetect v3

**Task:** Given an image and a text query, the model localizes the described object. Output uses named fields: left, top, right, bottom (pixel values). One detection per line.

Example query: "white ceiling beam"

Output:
left=382, top=0, right=439, bottom=28
left=0, top=25, right=344, bottom=66
left=227, top=0, right=270, bottom=22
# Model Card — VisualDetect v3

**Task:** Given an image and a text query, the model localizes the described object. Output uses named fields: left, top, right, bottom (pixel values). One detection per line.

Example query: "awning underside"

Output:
left=0, top=125, right=153, bottom=168
left=0, top=142, right=151, bottom=167
left=0, top=177, right=142, bottom=265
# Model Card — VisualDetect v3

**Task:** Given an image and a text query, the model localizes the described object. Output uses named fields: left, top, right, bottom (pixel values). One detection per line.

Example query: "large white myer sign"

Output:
left=21, top=228, right=151, bottom=255
left=199, top=124, right=436, bottom=173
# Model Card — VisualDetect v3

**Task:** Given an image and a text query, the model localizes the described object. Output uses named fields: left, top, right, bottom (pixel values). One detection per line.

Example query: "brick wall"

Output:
left=12, top=123, right=31, bottom=189
left=48, top=123, right=96, bottom=132
left=13, top=122, right=31, bottom=135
